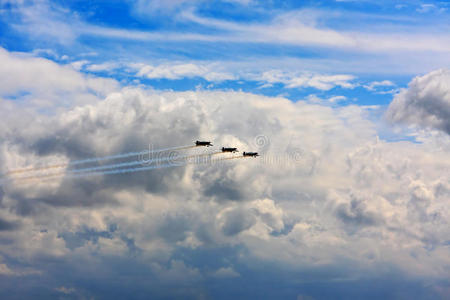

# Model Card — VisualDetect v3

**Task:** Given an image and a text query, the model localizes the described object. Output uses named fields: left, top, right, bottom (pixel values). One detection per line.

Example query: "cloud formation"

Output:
left=0, top=47, right=118, bottom=108
left=0, top=49, right=449, bottom=299
left=386, top=69, right=450, bottom=134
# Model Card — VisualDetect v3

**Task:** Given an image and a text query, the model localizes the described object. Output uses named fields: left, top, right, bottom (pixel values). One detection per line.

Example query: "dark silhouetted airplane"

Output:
left=243, top=152, right=259, bottom=157
left=195, top=141, right=213, bottom=147
left=222, top=147, right=238, bottom=153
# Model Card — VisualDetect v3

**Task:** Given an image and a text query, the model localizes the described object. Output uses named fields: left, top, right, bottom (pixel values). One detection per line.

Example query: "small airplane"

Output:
left=195, top=141, right=213, bottom=147
left=243, top=152, right=259, bottom=157
left=222, top=147, right=238, bottom=153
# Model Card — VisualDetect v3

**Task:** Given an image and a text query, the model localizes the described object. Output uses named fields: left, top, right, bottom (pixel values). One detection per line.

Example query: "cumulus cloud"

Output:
left=0, top=50, right=449, bottom=298
left=386, top=69, right=450, bottom=134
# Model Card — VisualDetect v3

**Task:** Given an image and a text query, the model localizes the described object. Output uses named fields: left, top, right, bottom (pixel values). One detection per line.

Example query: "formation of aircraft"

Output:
left=194, top=141, right=258, bottom=157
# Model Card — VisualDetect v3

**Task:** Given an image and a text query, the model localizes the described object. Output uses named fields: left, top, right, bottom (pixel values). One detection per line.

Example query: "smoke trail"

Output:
left=67, top=151, right=220, bottom=174
left=3, top=145, right=196, bottom=176
left=7, top=151, right=223, bottom=183
left=8, top=163, right=174, bottom=184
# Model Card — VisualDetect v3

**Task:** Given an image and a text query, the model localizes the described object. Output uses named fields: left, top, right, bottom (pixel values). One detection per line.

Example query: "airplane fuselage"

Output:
left=196, top=141, right=213, bottom=147
left=222, top=147, right=238, bottom=153
left=243, top=152, right=259, bottom=157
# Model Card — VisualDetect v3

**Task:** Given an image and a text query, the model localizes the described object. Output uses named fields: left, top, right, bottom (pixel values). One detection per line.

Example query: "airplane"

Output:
left=195, top=141, right=213, bottom=147
left=243, top=152, right=259, bottom=157
left=222, top=147, right=238, bottom=153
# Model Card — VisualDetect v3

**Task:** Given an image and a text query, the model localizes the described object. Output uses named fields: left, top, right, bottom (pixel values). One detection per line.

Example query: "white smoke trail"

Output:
left=3, top=144, right=196, bottom=176
left=5, top=151, right=225, bottom=184
left=68, top=151, right=220, bottom=174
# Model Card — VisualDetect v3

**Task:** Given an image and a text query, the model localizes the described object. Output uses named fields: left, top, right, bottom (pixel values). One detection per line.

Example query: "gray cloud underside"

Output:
left=386, top=69, right=450, bottom=134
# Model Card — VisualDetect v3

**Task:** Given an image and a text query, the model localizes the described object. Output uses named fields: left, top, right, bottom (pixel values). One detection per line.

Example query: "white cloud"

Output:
left=6, top=0, right=80, bottom=44
left=70, top=60, right=89, bottom=71
left=133, top=62, right=235, bottom=82
left=256, top=70, right=356, bottom=91
left=0, top=46, right=449, bottom=299
left=364, top=80, right=395, bottom=92
left=417, top=4, right=437, bottom=13
left=328, top=95, right=347, bottom=103
left=386, top=69, right=450, bottom=134
left=72, top=58, right=357, bottom=90
left=85, top=62, right=120, bottom=72
left=7, top=2, right=450, bottom=58
left=1, top=86, right=449, bottom=287
left=0, top=47, right=118, bottom=108
left=363, top=80, right=398, bottom=94
left=3, top=1, right=450, bottom=78
left=180, top=9, right=450, bottom=53
left=416, top=4, right=447, bottom=13
left=305, top=94, right=349, bottom=105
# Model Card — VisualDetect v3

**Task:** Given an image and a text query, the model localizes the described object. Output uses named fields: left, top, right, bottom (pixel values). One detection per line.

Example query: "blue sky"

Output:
left=1, top=0, right=449, bottom=106
left=0, top=1, right=450, bottom=299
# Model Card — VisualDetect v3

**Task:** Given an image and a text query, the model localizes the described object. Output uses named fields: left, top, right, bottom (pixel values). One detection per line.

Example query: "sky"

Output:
left=0, top=0, right=449, bottom=299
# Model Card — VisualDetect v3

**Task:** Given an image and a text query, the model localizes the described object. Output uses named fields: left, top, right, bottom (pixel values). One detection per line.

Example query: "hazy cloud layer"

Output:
left=0, top=50, right=449, bottom=299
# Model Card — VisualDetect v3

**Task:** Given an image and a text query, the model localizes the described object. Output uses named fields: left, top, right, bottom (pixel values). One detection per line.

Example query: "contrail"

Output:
left=6, top=151, right=224, bottom=183
left=3, top=145, right=196, bottom=176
